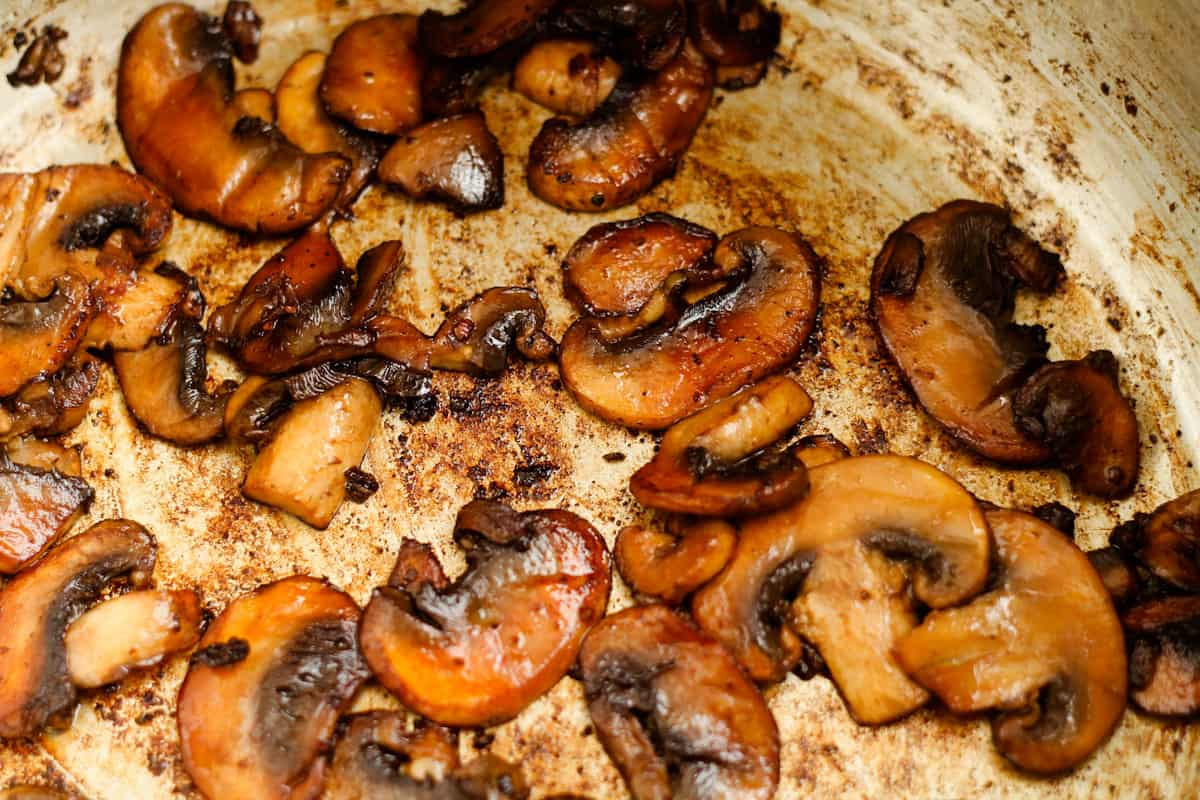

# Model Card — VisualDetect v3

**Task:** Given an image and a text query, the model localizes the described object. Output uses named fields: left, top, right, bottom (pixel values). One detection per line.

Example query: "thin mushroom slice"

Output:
left=0, top=519, right=156, bottom=738
left=560, top=226, right=821, bottom=430
left=527, top=40, right=713, bottom=212
left=80, top=246, right=188, bottom=353
left=359, top=500, right=611, bottom=727
left=546, top=0, right=687, bottom=71
left=222, top=0, right=262, bottom=64
left=0, top=446, right=92, bottom=575
left=420, top=286, right=557, bottom=375
left=64, top=589, right=203, bottom=688
left=377, top=111, right=505, bottom=213
left=1110, top=489, right=1200, bottom=592
left=616, top=518, right=735, bottom=604
left=870, top=200, right=1064, bottom=464
left=580, top=604, right=779, bottom=800
left=688, top=0, right=782, bottom=66
left=178, top=576, right=369, bottom=800
left=419, top=0, right=557, bottom=59
left=692, top=455, right=991, bottom=724
left=512, top=40, right=622, bottom=117
left=0, top=274, right=94, bottom=398
left=896, top=509, right=1127, bottom=773
left=630, top=376, right=813, bottom=516
left=117, top=3, right=348, bottom=233
left=320, top=15, right=425, bottom=136
left=1013, top=350, right=1140, bottom=498
left=1123, top=595, right=1200, bottom=717
left=0, top=352, right=100, bottom=442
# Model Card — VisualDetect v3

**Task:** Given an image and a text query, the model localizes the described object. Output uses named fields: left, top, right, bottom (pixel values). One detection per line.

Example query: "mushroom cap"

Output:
left=1112, top=488, right=1200, bottom=591
left=1124, top=595, right=1200, bottom=717
left=512, top=39, right=622, bottom=118
left=419, top=0, right=558, bottom=60
left=320, top=15, right=425, bottom=136
left=895, top=509, right=1127, bottom=774
left=378, top=111, right=505, bottom=213
left=0, top=447, right=93, bottom=574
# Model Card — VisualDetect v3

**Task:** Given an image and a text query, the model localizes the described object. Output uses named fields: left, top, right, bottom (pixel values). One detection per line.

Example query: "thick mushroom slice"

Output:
left=178, top=576, right=369, bottom=800
left=870, top=200, right=1064, bottom=464
left=0, top=446, right=93, bottom=575
left=81, top=250, right=188, bottom=353
left=117, top=3, right=348, bottom=233
left=1123, top=595, right=1200, bottom=717
left=560, top=226, right=820, bottom=430
left=320, top=15, right=425, bottom=136
left=688, top=0, right=781, bottom=67
left=419, top=286, right=557, bottom=375
left=377, top=111, right=505, bottom=213
left=616, top=518, right=735, bottom=604
left=895, top=509, right=1127, bottom=773
left=359, top=500, right=611, bottom=727
left=527, top=41, right=712, bottom=212
left=419, top=0, right=557, bottom=59
left=580, top=604, right=779, bottom=800
left=630, top=376, right=813, bottom=516
left=64, top=589, right=203, bottom=688
left=512, top=40, right=622, bottom=117
left=0, top=353, right=100, bottom=442
left=546, top=0, right=687, bottom=71
left=0, top=519, right=156, bottom=738
left=1013, top=351, right=1140, bottom=498
left=1111, top=489, right=1200, bottom=592
left=0, top=274, right=94, bottom=398
left=692, top=455, right=990, bottom=724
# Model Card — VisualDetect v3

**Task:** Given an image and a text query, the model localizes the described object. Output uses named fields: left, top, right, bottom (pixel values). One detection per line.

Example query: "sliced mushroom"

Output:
left=547, top=0, right=687, bottom=71
left=0, top=274, right=94, bottom=398
left=580, top=604, right=779, bottom=800
left=1013, top=351, right=1140, bottom=498
left=0, top=519, right=156, bottom=738
left=512, top=40, right=622, bottom=117
left=688, top=0, right=781, bottom=66
left=1088, top=546, right=1140, bottom=607
left=377, top=111, right=504, bottom=213
left=232, top=87, right=274, bottom=123
left=177, top=575, right=369, bottom=799
left=419, top=286, right=557, bottom=375
left=419, top=0, right=557, bottom=59
left=359, top=500, right=611, bottom=726
left=630, top=376, right=812, bottom=516
left=1123, top=595, right=1200, bottom=717
left=0, top=446, right=93, bottom=575
left=895, top=509, right=1126, bottom=773
left=527, top=40, right=712, bottom=212
left=242, top=377, right=382, bottom=529
left=793, top=434, right=851, bottom=469
left=276, top=51, right=380, bottom=210
left=320, top=15, right=425, bottom=136
left=0, top=352, right=100, bottom=442
left=81, top=250, right=187, bottom=353
left=117, top=3, right=348, bottom=233
left=64, top=589, right=203, bottom=688
left=871, top=200, right=1064, bottom=464
left=616, top=518, right=735, bottom=604
left=560, top=226, right=820, bottom=430
left=1110, top=489, right=1200, bottom=592
left=692, top=455, right=991, bottom=724
left=222, top=0, right=262, bottom=63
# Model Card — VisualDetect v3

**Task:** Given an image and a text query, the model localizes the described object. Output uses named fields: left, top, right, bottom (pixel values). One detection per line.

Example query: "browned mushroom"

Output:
left=0, top=352, right=100, bottom=442
left=1123, top=595, right=1200, bottom=717
left=895, top=509, right=1127, bottom=773
left=629, top=376, right=813, bottom=516
left=560, top=226, right=820, bottom=430
left=1, top=438, right=81, bottom=475
left=117, top=3, right=348, bottom=233
left=616, top=518, right=735, bottom=604
left=359, top=500, right=611, bottom=726
left=793, top=434, right=851, bottom=469
left=579, top=604, right=779, bottom=800
left=0, top=519, right=156, bottom=738
left=420, top=0, right=557, bottom=59
left=0, top=274, right=94, bottom=398
left=421, top=53, right=505, bottom=118
left=688, top=0, right=781, bottom=67
left=1110, top=489, right=1200, bottom=592
left=232, top=87, right=274, bottom=123
left=178, top=576, right=369, bottom=799
left=377, top=111, right=505, bottom=212
left=222, top=0, right=261, bottom=63
left=1013, top=351, right=1140, bottom=498
left=414, top=286, right=557, bottom=375
left=320, top=15, right=425, bottom=136
left=5, top=26, right=67, bottom=88
left=692, top=455, right=991, bottom=724
left=512, top=40, right=622, bottom=117
left=0, top=443, right=92, bottom=575
left=871, top=200, right=1064, bottom=464
left=527, top=40, right=712, bottom=212
left=547, top=0, right=687, bottom=71
left=64, top=589, right=203, bottom=688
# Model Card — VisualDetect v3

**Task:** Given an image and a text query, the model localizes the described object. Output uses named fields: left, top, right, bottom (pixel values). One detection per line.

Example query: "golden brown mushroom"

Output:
left=0, top=353, right=99, bottom=442
left=0, top=275, right=94, bottom=398
left=178, top=576, right=369, bottom=800
left=1110, top=489, right=1200, bottom=592
left=1123, top=595, right=1200, bottom=717
left=419, top=0, right=558, bottom=59
left=231, top=87, right=274, bottom=124
left=320, top=15, right=425, bottom=136
left=377, top=111, right=505, bottom=213
left=0, top=443, right=93, bottom=575
left=359, top=500, right=611, bottom=727
left=512, top=40, right=622, bottom=117
left=793, top=434, right=851, bottom=469
left=546, top=0, right=687, bottom=71
left=616, top=518, right=735, bottom=604
left=693, top=455, right=991, bottom=724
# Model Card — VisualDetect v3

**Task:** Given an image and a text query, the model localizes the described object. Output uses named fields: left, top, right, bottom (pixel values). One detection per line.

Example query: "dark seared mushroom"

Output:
left=0, top=519, right=157, bottom=738
left=5, top=25, right=67, bottom=88
left=359, top=500, right=611, bottom=726
left=527, top=40, right=712, bottom=212
left=688, top=0, right=781, bottom=66
left=64, top=589, right=202, bottom=688
left=222, top=0, right=261, bottom=64
left=1110, top=489, right=1200, bottom=591
left=418, top=286, right=557, bottom=375
left=0, top=445, right=92, bottom=575
left=178, top=576, right=369, bottom=799
left=560, top=226, right=820, bottom=430
left=1088, top=547, right=1141, bottom=607
left=377, top=111, right=505, bottom=212
left=715, top=61, right=768, bottom=90
left=512, top=40, right=622, bottom=117
left=630, top=376, right=813, bottom=516
left=0, top=274, right=93, bottom=398
left=616, top=518, right=735, bottom=604
left=579, top=604, right=779, bottom=800
left=1013, top=351, right=1140, bottom=498
left=421, top=53, right=505, bottom=118
left=320, top=15, right=425, bottom=136
left=419, top=0, right=557, bottom=59
left=546, top=0, right=687, bottom=71
left=117, top=3, right=348, bottom=233
left=871, top=200, right=1064, bottom=464
left=896, top=509, right=1127, bottom=774
left=692, top=455, right=990, bottom=724
left=1123, top=595, right=1200, bottom=717
left=0, top=353, right=100, bottom=442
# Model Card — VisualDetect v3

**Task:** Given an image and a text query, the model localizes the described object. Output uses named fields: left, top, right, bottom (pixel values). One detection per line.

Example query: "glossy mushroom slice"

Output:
left=616, top=518, right=735, bottom=604
left=692, top=455, right=991, bottom=724
left=527, top=41, right=713, bottom=212
left=580, top=604, right=779, bottom=800
left=377, top=111, right=505, bottom=213
left=512, top=40, right=622, bottom=117
left=0, top=352, right=100, bottom=442
left=895, top=509, right=1126, bottom=774
left=1123, top=595, right=1200, bottom=717
left=0, top=274, right=94, bottom=398
left=688, top=0, right=781, bottom=66
left=0, top=519, right=156, bottom=738
left=117, top=3, right=348, bottom=233
left=419, top=286, right=557, bottom=375
left=419, top=0, right=557, bottom=59
left=360, top=500, right=611, bottom=727
left=80, top=246, right=188, bottom=353
left=1110, top=489, right=1200, bottom=592
left=630, top=376, right=813, bottom=516
left=1013, top=350, right=1140, bottom=498
left=320, top=15, right=425, bottom=136
left=870, top=200, right=1064, bottom=464
left=0, top=445, right=93, bottom=575
left=64, top=589, right=203, bottom=688
left=546, top=0, right=687, bottom=71
left=178, top=576, right=369, bottom=800
left=560, top=226, right=820, bottom=429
